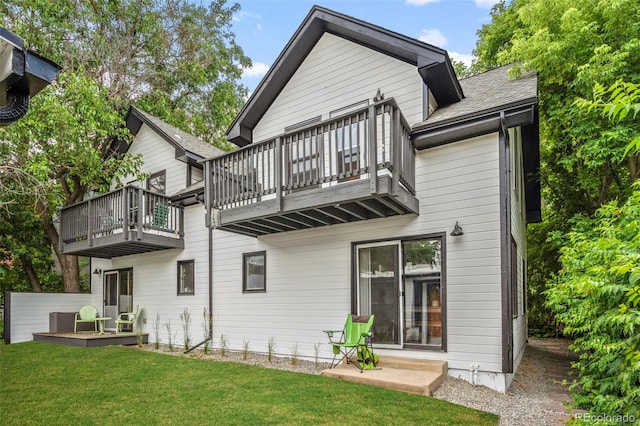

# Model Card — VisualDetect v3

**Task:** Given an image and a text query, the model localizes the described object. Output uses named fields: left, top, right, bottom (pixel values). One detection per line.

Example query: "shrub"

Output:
left=546, top=186, right=640, bottom=418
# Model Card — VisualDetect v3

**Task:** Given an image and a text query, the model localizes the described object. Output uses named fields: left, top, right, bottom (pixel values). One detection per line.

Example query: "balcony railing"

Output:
left=206, top=98, right=415, bottom=211
left=59, top=186, right=184, bottom=257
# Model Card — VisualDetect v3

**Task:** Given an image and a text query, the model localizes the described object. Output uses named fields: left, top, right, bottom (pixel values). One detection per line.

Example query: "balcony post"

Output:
left=136, top=187, right=144, bottom=241
left=368, top=104, right=377, bottom=194
left=204, top=159, right=212, bottom=227
left=87, top=198, right=94, bottom=247
left=58, top=207, right=64, bottom=252
left=122, top=186, right=130, bottom=240
left=275, top=137, right=283, bottom=212
left=391, top=105, right=401, bottom=196
left=178, top=206, right=184, bottom=236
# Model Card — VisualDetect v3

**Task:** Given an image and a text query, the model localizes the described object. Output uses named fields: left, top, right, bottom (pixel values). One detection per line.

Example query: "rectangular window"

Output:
left=243, top=251, right=266, bottom=293
left=147, top=170, right=166, bottom=194
left=511, top=237, right=518, bottom=318
left=522, top=259, right=527, bottom=316
left=177, top=260, right=194, bottom=295
left=285, top=133, right=320, bottom=192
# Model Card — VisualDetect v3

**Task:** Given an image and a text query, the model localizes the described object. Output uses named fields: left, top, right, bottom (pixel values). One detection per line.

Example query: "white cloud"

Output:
left=242, top=62, right=270, bottom=79
left=418, top=29, right=448, bottom=47
left=449, top=51, right=475, bottom=67
left=405, top=0, right=440, bottom=5
left=232, top=11, right=261, bottom=22
left=474, top=0, right=501, bottom=8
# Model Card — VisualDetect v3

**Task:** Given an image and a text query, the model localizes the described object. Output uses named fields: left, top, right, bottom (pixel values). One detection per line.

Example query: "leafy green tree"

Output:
left=546, top=187, right=640, bottom=417
left=546, top=46, right=640, bottom=420
left=0, top=0, right=250, bottom=292
left=474, top=0, right=640, bottom=334
left=0, top=72, right=140, bottom=292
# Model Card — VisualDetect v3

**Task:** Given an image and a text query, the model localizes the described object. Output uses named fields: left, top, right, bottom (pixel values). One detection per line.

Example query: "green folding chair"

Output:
left=324, top=314, right=377, bottom=372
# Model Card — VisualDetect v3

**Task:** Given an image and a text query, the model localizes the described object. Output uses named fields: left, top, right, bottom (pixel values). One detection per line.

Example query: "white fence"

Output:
left=4, top=291, right=93, bottom=344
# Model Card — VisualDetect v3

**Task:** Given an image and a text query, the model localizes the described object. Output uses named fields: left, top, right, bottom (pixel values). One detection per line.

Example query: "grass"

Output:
left=0, top=342, right=498, bottom=425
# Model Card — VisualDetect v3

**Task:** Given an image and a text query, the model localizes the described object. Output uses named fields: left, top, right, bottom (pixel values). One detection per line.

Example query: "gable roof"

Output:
left=115, top=106, right=225, bottom=163
left=227, top=5, right=463, bottom=147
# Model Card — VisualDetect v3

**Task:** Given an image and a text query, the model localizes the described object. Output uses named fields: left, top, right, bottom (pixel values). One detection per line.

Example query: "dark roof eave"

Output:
left=411, top=99, right=537, bottom=149
left=226, top=6, right=462, bottom=147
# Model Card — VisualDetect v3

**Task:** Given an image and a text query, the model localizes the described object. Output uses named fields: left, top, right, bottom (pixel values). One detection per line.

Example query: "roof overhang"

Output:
left=411, top=100, right=541, bottom=223
left=411, top=99, right=537, bottom=149
left=226, top=6, right=463, bottom=147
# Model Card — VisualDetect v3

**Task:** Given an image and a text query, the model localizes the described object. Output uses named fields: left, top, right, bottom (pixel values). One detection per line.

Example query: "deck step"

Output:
left=321, top=358, right=447, bottom=396
left=376, top=357, right=447, bottom=375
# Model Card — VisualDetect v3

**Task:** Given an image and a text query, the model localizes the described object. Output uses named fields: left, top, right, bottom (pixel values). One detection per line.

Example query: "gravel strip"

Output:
left=134, top=344, right=331, bottom=375
left=433, top=338, right=578, bottom=425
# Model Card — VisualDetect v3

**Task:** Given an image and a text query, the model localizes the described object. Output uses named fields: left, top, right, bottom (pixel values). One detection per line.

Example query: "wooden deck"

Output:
left=33, top=332, right=149, bottom=348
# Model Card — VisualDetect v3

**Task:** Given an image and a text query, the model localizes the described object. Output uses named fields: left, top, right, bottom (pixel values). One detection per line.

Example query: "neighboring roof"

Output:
left=171, top=180, right=203, bottom=199
left=411, top=65, right=538, bottom=149
left=115, top=106, right=225, bottom=163
left=170, top=180, right=205, bottom=206
left=226, top=5, right=463, bottom=147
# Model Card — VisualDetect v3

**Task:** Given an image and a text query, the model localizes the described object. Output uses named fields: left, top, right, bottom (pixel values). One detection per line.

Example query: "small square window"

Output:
left=243, top=251, right=266, bottom=293
left=178, top=260, right=194, bottom=295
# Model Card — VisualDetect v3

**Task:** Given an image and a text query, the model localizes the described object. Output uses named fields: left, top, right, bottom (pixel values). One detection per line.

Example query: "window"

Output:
left=286, top=133, right=320, bottom=192
left=177, top=260, right=194, bottom=295
left=243, top=251, right=266, bottom=293
left=147, top=170, right=166, bottom=194
left=511, top=237, right=518, bottom=318
left=522, top=259, right=527, bottom=316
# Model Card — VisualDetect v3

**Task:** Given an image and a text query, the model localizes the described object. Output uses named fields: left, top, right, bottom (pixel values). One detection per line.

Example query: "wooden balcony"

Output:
left=59, top=186, right=184, bottom=258
left=203, top=98, right=418, bottom=237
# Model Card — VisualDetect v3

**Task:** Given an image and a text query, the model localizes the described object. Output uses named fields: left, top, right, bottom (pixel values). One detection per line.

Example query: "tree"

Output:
left=473, top=0, right=640, bottom=334
left=0, top=71, right=140, bottom=292
left=547, top=74, right=640, bottom=418
left=545, top=187, right=640, bottom=417
left=0, top=0, right=250, bottom=292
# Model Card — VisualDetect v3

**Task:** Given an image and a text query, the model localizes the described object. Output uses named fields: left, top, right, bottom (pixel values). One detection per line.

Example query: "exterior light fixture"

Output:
left=93, top=268, right=102, bottom=275
left=450, top=221, right=464, bottom=236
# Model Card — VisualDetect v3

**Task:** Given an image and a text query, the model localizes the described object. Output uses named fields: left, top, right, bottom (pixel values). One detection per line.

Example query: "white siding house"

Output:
left=7, top=6, right=540, bottom=393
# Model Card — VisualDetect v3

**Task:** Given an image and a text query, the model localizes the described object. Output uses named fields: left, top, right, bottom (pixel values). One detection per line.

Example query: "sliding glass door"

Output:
left=356, top=236, right=444, bottom=350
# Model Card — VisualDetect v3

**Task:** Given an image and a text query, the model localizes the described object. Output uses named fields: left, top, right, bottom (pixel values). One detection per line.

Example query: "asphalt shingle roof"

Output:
left=132, top=107, right=225, bottom=160
left=415, top=64, right=537, bottom=129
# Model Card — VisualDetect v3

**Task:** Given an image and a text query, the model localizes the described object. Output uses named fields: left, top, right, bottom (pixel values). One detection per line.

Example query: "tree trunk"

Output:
left=629, top=156, right=639, bottom=182
left=36, top=200, right=82, bottom=293
left=20, top=256, right=42, bottom=292
left=59, top=253, right=81, bottom=293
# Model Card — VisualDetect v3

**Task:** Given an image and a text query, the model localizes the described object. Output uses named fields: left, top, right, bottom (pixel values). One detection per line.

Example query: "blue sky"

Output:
left=229, top=0, right=500, bottom=92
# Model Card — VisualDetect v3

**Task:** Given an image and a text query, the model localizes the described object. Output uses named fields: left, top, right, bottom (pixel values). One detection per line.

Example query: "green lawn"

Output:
left=0, top=342, right=498, bottom=425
